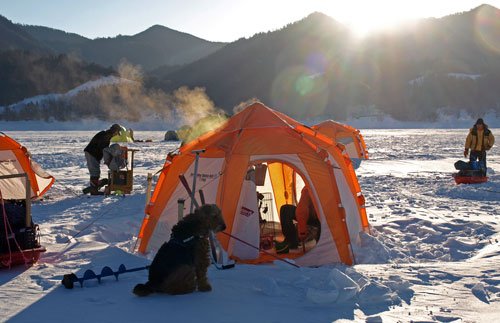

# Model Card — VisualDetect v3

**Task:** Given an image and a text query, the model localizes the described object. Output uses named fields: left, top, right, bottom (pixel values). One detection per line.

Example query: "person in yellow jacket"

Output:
left=464, top=118, right=495, bottom=175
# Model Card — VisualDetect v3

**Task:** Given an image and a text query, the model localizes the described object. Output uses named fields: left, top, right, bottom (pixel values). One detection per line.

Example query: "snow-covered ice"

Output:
left=1, top=129, right=499, bottom=322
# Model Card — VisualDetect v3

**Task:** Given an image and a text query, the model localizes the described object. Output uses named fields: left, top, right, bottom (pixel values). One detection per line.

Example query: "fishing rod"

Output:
left=220, top=231, right=300, bottom=268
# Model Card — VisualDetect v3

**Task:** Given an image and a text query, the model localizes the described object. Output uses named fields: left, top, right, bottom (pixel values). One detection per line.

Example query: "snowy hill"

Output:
left=1, top=76, right=136, bottom=111
left=1, top=129, right=499, bottom=322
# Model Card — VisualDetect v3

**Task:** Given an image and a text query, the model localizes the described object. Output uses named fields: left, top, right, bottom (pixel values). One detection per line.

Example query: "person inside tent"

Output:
left=84, top=124, right=122, bottom=194
left=464, top=118, right=495, bottom=176
left=275, top=186, right=321, bottom=254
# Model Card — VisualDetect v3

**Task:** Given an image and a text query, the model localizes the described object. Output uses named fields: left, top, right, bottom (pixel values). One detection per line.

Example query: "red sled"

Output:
left=0, top=246, right=46, bottom=268
left=453, top=173, right=488, bottom=184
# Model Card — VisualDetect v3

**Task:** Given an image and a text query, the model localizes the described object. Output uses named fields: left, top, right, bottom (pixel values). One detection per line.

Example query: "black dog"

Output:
left=133, top=204, right=226, bottom=296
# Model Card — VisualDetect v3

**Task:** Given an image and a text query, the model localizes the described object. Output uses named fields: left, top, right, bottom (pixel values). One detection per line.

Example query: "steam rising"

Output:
left=170, top=86, right=228, bottom=143
left=46, top=61, right=223, bottom=128
left=4, top=60, right=228, bottom=137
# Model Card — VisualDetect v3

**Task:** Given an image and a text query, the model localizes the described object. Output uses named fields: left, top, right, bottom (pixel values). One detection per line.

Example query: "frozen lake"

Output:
left=1, top=129, right=499, bottom=322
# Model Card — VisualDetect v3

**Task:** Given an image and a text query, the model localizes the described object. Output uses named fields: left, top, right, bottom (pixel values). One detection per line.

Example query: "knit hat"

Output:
left=475, top=118, right=484, bottom=125
left=109, top=124, right=122, bottom=133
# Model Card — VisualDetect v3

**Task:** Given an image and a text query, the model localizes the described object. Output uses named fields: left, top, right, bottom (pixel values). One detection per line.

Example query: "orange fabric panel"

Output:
left=148, top=161, right=169, bottom=205
left=1, top=134, right=54, bottom=198
left=295, top=186, right=313, bottom=237
left=299, top=152, right=353, bottom=265
left=138, top=154, right=194, bottom=253
left=0, top=133, right=20, bottom=150
left=233, top=129, right=310, bottom=155
left=222, top=102, right=297, bottom=131
left=311, top=120, right=369, bottom=160
left=357, top=133, right=369, bottom=159
left=232, top=251, right=304, bottom=265
left=357, top=194, right=369, bottom=229
left=35, top=174, right=55, bottom=197
left=137, top=215, right=149, bottom=239
left=330, top=147, right=370, bottom=232
left=216, top=153, right=249, bottom=249
left=268, top=162, right=295, bottom=215
left=13, top=148, right=40, bottom=195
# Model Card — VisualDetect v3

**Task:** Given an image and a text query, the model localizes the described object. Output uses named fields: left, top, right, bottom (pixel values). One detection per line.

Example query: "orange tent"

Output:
left=137, top=102, right=369, bottom=266
left=0, top=132, right=54, bottom=199
left=312, top=120, right=368, bottom=169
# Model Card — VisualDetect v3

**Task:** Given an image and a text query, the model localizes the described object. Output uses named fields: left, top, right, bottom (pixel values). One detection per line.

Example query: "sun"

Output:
left=319, top=1, right=425, bottom=36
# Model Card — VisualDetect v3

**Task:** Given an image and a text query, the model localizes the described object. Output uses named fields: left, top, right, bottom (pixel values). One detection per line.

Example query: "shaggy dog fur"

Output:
left=133, top=204, right=226, bottom=296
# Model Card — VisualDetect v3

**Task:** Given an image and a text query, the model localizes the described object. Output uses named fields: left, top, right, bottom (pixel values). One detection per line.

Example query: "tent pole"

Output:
left=189, top=149, right=205, bottom=213
left=25, top=174, right=31, bottom=227
left=145, top=173, right=153, bottom=205
left=177, top=199, right=185, bottom=221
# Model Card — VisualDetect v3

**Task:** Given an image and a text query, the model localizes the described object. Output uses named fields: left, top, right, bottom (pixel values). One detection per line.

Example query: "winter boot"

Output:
left=89, top=176, right=104, bottom=195
left=274, top=240, right=289, bottom=254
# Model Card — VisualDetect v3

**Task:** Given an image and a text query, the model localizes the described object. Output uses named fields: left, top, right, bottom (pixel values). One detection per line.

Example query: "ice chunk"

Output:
left=306, top=287, right=339, bottom=304
left=471, top=282, right=489, bottom=303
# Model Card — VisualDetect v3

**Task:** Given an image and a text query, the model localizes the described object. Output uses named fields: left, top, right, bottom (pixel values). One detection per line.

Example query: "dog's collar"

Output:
left=170, top=234, right=207, bottom=247
left=181, top=236, right=196, bottom=243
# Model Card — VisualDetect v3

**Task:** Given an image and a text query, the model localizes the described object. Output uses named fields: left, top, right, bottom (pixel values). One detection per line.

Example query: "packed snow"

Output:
left=1, top=128, right=499, bottom=323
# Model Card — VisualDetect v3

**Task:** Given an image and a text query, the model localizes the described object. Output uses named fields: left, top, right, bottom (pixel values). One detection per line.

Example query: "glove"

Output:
left=464, top=149, right=468, bottom=158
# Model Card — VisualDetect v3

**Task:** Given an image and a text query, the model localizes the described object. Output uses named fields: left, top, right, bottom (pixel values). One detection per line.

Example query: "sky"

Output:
left=2, top=0, right=500, bottom=41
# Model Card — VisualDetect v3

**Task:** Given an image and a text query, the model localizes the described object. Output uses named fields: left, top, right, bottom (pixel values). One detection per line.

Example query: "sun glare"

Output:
left=320, top=1, right=426, bottom=37
left=342, top=14, right=412, bottom=37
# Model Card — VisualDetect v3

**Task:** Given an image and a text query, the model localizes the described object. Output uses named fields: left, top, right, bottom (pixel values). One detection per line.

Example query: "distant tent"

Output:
left=312, top=120, right=368, bottom=169
left=164, top=130, right=180, bottom=142
left=137, top=102, right=369, bottom=266
left=0, top=132, right=54, bottom=199
left=111, top=126, right=134, bottom=143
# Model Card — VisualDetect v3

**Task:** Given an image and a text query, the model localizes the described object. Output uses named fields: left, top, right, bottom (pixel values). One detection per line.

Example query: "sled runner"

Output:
left=0, top=243, right=46, bottom=267
left=452, top=171, right=488, bottom=184
left=453, top=160, right=488, bottom=184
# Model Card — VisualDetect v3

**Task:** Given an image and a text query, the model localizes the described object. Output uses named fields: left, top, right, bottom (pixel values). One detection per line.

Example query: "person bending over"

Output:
left=84, top=124, right=121, bottom=194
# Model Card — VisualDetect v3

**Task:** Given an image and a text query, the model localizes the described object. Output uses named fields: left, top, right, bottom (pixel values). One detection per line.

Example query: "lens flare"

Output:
left=271, top=65, right=329, bottom=118
left=305, top=52, right=329, bottom=75
left=295, top=75, right=315, bottom=96
left=474, top=6, right=500, bottom=54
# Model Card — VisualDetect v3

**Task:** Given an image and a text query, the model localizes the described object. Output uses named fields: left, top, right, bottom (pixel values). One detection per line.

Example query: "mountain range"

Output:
left=1, top=4, right=500, bottom=122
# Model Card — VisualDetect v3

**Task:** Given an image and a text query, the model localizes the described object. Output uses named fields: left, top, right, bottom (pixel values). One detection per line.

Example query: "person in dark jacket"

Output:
left=84, top=124, right=122, bottom=194
left=276, top=186, right=320, bottom=253
left=464, top=118, right=495, bottom=176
